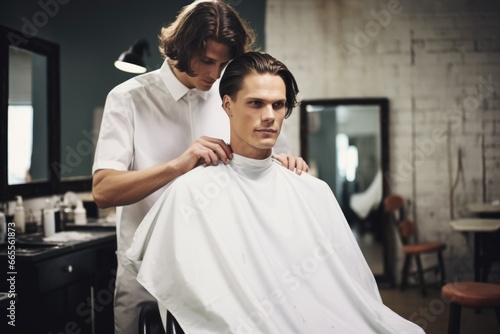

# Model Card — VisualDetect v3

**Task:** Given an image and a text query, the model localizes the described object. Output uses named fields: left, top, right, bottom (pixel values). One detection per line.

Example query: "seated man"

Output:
left=126, top=52, right=424, bottom=334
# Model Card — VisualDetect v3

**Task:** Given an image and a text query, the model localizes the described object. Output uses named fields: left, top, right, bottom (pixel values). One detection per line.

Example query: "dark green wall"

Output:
left=1, top=0, right=266, bottom=179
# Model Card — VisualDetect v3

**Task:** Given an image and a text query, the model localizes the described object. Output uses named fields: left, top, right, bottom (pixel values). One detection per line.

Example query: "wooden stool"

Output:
left=441, top=281, right=500, bottom=334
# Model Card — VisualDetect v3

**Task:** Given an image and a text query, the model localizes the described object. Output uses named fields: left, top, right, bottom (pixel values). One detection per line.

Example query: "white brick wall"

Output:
left=266, top=0, right=500, bottom=282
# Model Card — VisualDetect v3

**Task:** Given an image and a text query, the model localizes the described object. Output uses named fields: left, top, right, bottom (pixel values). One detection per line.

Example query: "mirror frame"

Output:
left=0, top=25, right=60, bottom=200
left=299, top=97, right=393, bottom=284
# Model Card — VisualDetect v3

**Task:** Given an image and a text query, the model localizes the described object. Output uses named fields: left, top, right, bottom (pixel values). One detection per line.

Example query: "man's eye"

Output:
left=250, top=101, right=262, bottom=106
left=273, top=102, right=285, bottom=109
left=201, top=58, right=214, bottom=64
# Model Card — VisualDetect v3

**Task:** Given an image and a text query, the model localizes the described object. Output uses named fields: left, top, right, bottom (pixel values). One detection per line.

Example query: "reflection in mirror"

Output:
left=301, top=98, right=390, bottom=281
left=1, top=25, right=59, bottom=200
left=8, top=46, right=48, bottom=185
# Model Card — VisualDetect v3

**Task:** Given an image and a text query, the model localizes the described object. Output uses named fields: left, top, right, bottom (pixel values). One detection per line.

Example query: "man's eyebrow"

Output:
left=244, top=97, right=286, bottom=102
left=244, top=96, right=266, bottom=101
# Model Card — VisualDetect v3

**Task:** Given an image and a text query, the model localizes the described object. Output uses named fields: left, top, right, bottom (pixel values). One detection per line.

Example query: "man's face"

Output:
left=181, top=39, right=232, bottom=91
left=223, top=73, right=287, bottom=159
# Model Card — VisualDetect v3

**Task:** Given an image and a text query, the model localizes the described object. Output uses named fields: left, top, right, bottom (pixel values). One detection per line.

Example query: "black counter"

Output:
left=0, top=230, right=117, bottom=333
left=0, top=230, right=116, bottom=262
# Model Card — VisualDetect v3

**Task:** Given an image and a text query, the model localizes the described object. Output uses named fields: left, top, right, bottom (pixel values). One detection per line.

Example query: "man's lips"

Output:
left=255, top=128, right=277, bottom=134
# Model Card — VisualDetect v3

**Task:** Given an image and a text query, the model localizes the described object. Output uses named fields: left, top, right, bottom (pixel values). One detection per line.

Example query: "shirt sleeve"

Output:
left=92, top=89, right=135, bottom=174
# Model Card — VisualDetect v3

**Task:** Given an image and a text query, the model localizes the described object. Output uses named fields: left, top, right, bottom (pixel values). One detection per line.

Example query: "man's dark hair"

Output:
left=219, top=52, right=300, bottom=118
left=159, top=0, right=255, bottom=76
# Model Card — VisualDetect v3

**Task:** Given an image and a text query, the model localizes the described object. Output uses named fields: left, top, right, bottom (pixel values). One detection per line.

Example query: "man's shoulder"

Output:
left=108, top=69, right=163, bottom=96
left=272, top=161, right=331, bottom=193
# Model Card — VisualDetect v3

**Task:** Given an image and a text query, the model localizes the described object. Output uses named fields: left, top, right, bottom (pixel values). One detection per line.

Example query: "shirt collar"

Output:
left=159, top=59, right=209, bottom=101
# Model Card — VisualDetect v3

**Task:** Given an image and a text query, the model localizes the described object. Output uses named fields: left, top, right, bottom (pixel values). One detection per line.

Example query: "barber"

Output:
left=91, top=1, right=307, bottom=333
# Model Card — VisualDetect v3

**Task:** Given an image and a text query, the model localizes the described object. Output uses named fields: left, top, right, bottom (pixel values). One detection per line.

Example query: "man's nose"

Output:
left=210, top=64, right=222, bottom=80
left=262, top=105, right=275, bottom=122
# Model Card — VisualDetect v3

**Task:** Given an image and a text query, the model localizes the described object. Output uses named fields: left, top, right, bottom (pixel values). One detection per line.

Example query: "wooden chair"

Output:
left=384, top=194, right=446, bottom=297
left=441, top=281, right=500, bottom=334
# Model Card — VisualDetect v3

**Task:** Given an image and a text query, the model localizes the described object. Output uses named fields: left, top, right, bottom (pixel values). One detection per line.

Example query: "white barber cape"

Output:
left=126, top=154, right=424, bottom=334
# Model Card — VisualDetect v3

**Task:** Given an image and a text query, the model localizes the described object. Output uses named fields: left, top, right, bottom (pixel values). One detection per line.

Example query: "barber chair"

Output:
left=138, top=302, right=184, bottom=334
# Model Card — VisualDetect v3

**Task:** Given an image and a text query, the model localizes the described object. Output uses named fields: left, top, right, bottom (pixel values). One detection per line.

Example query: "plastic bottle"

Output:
left=74, top=200, right=87, bottom=225
left=43, top=209, right=56, bottom=237
left=14, top=196, right=25, bottom=233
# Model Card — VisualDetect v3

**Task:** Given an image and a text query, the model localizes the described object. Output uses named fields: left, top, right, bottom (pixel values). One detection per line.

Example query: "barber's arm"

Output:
left=92, top=137, right=232, bottom=208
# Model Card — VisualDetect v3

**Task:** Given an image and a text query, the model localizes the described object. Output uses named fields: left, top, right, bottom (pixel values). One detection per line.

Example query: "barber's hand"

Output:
left=273, top=153, right=309, bottom=175
left=175, top=136, right=233, bottom=174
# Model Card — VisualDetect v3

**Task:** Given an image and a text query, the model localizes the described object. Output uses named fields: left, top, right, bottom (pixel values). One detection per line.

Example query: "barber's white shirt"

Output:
left=93, top=59, right=227, bottom=254
left=93, top=59, right=289, bottom=255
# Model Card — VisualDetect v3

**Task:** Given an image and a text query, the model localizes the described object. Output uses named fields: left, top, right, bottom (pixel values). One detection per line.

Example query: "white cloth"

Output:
left=127, top=154, right=424, bottom=334
left=92, top=59, right=290, bottom=334
left=350, top=169, right=383, bottom=220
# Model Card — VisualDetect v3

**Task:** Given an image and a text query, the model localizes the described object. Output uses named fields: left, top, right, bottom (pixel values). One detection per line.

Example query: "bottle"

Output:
left=14, top=196, right=25, bottom=233
left=25, top=209, right=38, bottom=234
left=43, top=208, right=56, bottom=237
left=74, top=200, right=87, bottom=225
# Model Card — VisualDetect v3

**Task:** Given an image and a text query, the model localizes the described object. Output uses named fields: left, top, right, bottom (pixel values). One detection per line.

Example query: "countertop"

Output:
left=0, top=229, right=116, bottom=262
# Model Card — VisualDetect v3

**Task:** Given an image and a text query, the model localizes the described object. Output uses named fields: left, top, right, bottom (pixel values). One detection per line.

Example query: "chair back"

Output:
left=384, top=194, right=416, bottom=245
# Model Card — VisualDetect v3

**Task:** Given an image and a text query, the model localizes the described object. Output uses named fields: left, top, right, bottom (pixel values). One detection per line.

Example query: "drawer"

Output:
left=37, top=249, right=96, bottom=293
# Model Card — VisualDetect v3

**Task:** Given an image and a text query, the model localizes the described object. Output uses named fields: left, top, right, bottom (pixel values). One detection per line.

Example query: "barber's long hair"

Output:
left=219, top=52, right=300, bottom=118
left=159, top=0, right=255, bottom=76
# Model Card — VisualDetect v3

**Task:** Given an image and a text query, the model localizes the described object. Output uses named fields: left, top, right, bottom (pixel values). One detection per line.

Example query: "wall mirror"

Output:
left=0, top=25, right=60, bottom=200
left=300, top=98, right=392, bottom=282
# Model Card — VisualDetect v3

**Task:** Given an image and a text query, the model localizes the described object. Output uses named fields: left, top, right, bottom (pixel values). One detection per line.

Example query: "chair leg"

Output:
left=415, top=255, right=427, bottom=297
left=401, top=254, right=411, bottom=291
left=448, top=302, right=462, bottom=334
left=437, top=251, right=446, bottom=285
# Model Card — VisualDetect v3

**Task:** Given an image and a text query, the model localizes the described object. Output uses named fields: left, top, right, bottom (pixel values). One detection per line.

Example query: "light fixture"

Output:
left=114, top=39, right=150, bottom=74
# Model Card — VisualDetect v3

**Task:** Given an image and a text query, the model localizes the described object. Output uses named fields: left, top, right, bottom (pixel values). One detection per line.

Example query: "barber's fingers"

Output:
left=196, top=147, right=221, bottom=166
left=195, top=136, right=233, bottom=164
left=295, top=157, right=309, bottom=174
left=273, top=153, right=309, bottom=175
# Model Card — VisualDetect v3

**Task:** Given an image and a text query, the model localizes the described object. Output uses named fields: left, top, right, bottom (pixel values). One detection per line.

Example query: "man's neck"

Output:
left=230, top=144, right=273, bottom=160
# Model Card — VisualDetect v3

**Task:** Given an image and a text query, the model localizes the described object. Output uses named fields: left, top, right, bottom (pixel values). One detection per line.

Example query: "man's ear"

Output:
left=222, top=95, right=233, bottom=117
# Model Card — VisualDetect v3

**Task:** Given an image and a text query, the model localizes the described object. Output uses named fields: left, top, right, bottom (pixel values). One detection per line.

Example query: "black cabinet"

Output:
left=0, top=231, right=116, bottom=334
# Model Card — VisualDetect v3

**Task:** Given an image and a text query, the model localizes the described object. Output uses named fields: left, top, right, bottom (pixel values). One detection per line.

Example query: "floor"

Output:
left=379, top=285, right=500, bottom=334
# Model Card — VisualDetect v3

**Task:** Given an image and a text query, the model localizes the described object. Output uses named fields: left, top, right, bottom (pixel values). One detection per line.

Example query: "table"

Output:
left=450, top=218, right=500, bottom=282
left=468, top=203, right=500, bottom=215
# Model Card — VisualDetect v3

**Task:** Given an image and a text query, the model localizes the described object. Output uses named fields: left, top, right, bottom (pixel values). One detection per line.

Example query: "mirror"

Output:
left=0, top=25, right=60, bottom=200
left=300, top=98, right=391, bottom=282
